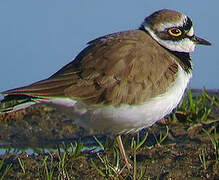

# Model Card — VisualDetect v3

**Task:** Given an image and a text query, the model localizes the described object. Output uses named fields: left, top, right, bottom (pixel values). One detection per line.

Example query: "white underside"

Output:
left=36, top=65, right=191, bottom=134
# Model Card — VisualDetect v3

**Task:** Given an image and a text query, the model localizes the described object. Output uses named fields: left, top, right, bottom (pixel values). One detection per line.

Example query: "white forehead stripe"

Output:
left=157, top=15, right=187, bottom=31
left=187, top=26, right=194, bottom=37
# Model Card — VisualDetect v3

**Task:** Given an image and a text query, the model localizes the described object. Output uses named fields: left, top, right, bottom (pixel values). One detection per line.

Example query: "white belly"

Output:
left=47, top=66, right=191, bottom=134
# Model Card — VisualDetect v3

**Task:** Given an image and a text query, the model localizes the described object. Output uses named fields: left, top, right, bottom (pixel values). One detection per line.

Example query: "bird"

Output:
left=0, top=9, right=211, bottom=169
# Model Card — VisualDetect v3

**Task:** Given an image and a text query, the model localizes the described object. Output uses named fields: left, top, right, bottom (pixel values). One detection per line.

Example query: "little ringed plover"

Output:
left=0, top=9, right=211, bottom=169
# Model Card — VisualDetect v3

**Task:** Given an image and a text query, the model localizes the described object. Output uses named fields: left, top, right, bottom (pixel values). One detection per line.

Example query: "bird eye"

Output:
left=168, top=28, right=182, bottom=37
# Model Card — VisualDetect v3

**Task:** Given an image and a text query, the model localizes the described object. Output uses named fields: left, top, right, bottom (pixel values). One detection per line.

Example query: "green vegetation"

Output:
left=203, top=123, right=219, bottom=164
left=173, top=89, right=217, bottom=123
left=152, top=125, right=169, bottom=147
left=91, top=132, right=148, bottom=180
left=0, top=157, right=12, bottom=180
left=199, top=149, right=207, bottom=170
left=0, top=89, right=218, bottom=179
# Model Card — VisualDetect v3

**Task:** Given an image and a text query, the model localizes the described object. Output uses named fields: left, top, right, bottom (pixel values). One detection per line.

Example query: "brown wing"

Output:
left=2, top=30, right=178, bottom=106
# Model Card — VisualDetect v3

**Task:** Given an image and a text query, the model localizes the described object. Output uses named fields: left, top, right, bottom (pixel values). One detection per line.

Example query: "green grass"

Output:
left=0, top=89, right=218, bottom=179
left=0, top=157, right=12, bottom=180
left=199, top=149, right=207, bottom=170
left=18, top=157, right=26, bottom=174
left=4, top=141, right=84, bottom=180
left=152, top=125, right=169, bottom=147
left=92, top=133, right=148, bottom=180
left=173, top=89, right=215, bottom=124
left=174, top=89, right=219, bottom=168
left=203, top=123, right=219, bottom=164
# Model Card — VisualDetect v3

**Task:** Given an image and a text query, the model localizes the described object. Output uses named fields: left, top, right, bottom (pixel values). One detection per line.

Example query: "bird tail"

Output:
left=0, top=94, right=44, bottom=113
left=0, top=72, right=77, bottom=114
left=0, top=76, right=69, bottom=113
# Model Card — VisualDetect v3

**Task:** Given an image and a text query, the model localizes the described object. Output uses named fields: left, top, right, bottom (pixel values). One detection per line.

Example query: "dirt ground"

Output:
left=0, top=89, right=218, bottom=179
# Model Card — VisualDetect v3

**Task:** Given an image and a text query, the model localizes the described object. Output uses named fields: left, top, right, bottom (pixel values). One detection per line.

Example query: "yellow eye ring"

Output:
left=168, top=28, right=182, bottom=37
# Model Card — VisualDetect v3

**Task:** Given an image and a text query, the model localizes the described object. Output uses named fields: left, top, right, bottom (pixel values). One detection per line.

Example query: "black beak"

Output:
left=191, top=35, right=211, bottom=45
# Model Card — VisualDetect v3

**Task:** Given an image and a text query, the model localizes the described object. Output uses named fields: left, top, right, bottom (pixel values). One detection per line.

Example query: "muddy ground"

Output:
left=0, top=89, right=218, bottom=179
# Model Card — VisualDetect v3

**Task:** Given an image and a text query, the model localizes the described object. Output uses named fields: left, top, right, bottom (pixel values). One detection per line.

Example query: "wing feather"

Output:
left=2, top=30, right=179, bottom=106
